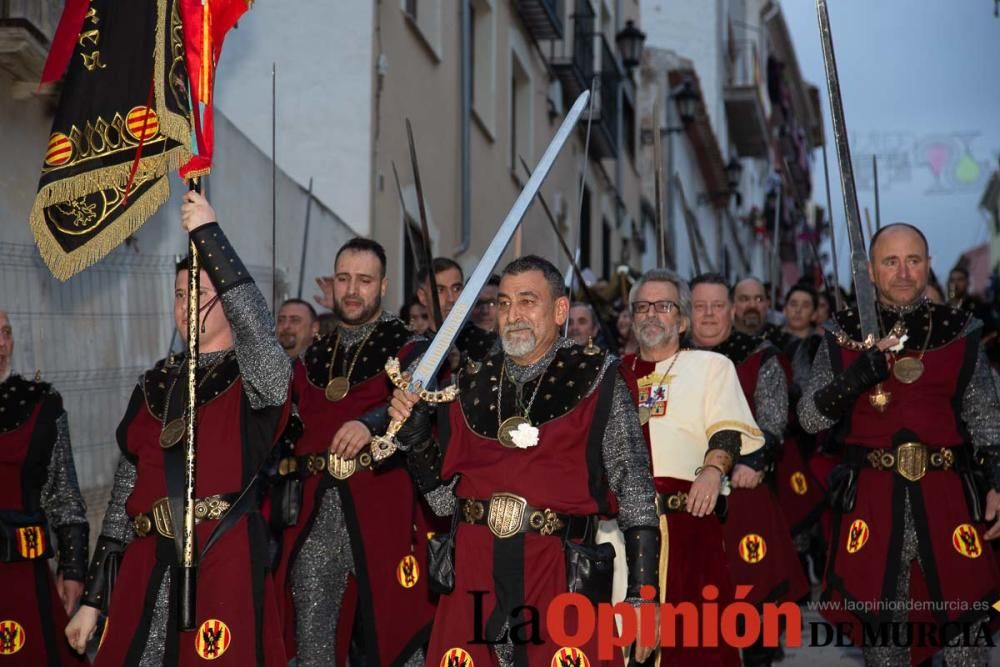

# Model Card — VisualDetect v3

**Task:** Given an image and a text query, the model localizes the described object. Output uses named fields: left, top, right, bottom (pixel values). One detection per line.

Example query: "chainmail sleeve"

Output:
left=41, top=412, right=88, bottom=529
left=602, top=372, right=658, bottom=530
left=82, top=455, right=136, bottom=610
left=98, top=455, right=137, bottom=544
left=959, top=343, right=1000, bottom=490
left=753, top=355, right=788, bottom=439
left=220, top=282, right=291, bottom=410
left=797, top=337, right=838, bottom=434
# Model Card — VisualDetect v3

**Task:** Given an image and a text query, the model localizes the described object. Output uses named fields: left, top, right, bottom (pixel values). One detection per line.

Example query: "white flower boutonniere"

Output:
left=510, top=423, right=540, bottom=449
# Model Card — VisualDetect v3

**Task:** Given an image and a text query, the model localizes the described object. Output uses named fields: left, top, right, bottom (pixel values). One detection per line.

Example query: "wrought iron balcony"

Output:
left=515, top=0, right=563, bottom=41
left=587, top=34, right=622, bottom=160
left=723, top=41, right=769, bottom=158
left=550, top=0, right=595, bottom=101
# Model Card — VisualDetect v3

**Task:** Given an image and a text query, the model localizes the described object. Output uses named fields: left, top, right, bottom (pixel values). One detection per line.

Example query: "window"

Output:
left=623, top=92, right=636, bottom=165
left=403, top=0, right=442, bottom=60
left=509, top=49, right=532, bottom=170
left=470, top=0, right=496, bottom=134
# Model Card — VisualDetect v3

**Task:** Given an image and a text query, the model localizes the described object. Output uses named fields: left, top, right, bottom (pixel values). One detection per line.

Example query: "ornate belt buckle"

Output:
left=199, top=495, right=229, bottom=521
left=895, top=442, right=928, bottom=482
left=327, top=452, right=356, bottom=479
left=487, top=492, right=527, bottom=539
left=528, top=509, right=564, bottom=536
left=133, top=514, right=152, bottom=537
left=151, top=497, right=175, bottom=539
left=666, top=493, right=684, bottom=512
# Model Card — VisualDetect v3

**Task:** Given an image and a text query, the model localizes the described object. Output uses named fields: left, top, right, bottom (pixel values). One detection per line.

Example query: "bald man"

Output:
left=798, top=223, right=1000, bottom=666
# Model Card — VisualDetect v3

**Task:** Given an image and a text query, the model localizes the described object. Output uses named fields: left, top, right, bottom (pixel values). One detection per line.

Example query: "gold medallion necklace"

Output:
left=160, top=350, right=233, bottom=449
left=496, top=359, right=550, bottom=449
left=325, top=325, right=376, bottom=402
left=890, top=305, right=933, bottom=385
left=635, top=350, right=681, bottom=425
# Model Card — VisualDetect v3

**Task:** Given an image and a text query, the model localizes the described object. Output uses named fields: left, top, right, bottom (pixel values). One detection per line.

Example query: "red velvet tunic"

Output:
left=276, top=320, right=439, bottom=666
left=0, top=379, right=81, bottom=666
left=95, top=361, right=290, bottom=667
left=427, top=348, right=624, bottom=667
left=821, top=327, right=1000, bottom=662
left=719, top=342, right=809, bottom=607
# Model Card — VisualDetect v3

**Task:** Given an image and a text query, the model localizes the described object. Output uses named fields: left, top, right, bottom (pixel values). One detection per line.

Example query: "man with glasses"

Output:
left=417, top=257, right=497, bottom=362
left=623, top=269, right=763, bottom=666
left=689, top=273, right=807, bottom=667
left=470, top=275, right=500, bottom=333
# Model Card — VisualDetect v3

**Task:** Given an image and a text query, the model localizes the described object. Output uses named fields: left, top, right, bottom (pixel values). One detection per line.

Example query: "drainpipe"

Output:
left=457, top=0, right=471, bottom=256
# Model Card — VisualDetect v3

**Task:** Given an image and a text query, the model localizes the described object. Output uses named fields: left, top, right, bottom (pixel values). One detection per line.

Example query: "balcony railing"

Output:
left=723, top=41, right=769, bottom=158
left=0, top=0, right=61, bottom=81
left=589, top=34, right=621, bottom=159
left=515, top=0, right=563, bottom=41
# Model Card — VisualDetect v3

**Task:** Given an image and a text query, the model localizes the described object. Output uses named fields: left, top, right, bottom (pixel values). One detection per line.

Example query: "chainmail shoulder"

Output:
left=603, top=372, right=658, bottom=531
left=338, top=310, right=397, bottom=348
left=40, top=412, right=88, bottom=529
left=960, top=345, right=1000, bottom=459
left=753, top=354, right=788, bottom=438
left=97, top=456, right=137, bottom=545
left=797, top=336, right=837, bottom=434
left=220, top=282, right=291, bottom=410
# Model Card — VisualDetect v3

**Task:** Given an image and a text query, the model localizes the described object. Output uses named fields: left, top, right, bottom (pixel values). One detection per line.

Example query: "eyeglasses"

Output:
left=631, top=300, right=679, bottom=315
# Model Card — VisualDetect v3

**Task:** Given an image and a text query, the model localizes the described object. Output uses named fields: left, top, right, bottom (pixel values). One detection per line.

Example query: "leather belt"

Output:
left=458, top=493, right=591, bottom=540
left=132, top=494, right=235, bottom=539
left=657, top=491, right=689, bottom=513
left=861, top=442, right=955, bottom=482
left=277, top=450, right=374, bottom=480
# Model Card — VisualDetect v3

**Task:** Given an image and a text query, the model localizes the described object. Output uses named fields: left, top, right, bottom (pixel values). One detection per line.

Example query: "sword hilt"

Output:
left=369, top=357, right=459, bottom=462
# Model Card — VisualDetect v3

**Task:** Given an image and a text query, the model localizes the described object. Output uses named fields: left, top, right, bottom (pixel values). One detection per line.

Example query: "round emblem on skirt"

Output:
left=125, top=106, right=160, bottom=141
left=0, top=620, right=25, bottom=655
left=45, top=132, right=73, bottom=167
left=790, top=471, right=809, bottom=495
left=397, top=554, right=420, bottom=588
left=845, top=519, right=870, bottom=554
left=194, top=619, right=231, bottom=660
left=738, top=534, right=767, bottom=564
left=552, top=646, right=591, bottom=667
left=440, top=647, right=474, bottom=667
left=952, top=523, right=983, bottom=559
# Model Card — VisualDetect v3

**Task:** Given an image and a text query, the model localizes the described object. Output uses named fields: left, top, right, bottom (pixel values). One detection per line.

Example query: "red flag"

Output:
left=178, top=0, right=251, bottom=178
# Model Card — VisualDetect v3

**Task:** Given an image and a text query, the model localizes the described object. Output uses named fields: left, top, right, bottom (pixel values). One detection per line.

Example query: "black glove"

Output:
left=396, top=401, right=432, bottom=452
left=813, top=346, right=889, bottom=421
left=624, top=526, right=660, bottom=599
left=81, top=536, right=127, bottom=612
left=56, top=523, right=89, bottom=582
left=357, top=405, right=390, bottom=438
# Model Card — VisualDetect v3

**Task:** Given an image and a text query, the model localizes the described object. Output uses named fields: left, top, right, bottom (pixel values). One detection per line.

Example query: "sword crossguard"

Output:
left=370, top=357, right=460, bottom=462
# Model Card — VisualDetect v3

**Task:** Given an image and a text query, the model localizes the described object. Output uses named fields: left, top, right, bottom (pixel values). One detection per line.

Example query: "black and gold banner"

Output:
left=29, top=0, right=192, bottom=280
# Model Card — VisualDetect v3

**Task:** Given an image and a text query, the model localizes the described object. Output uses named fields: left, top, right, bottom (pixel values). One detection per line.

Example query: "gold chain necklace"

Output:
left=496, top=358, right=551, bottom=449
left=635, top=350, right=681, bottom=425
left=880, top=304, right=933, bottom=385
left=325, top=325, right=377, bottom=401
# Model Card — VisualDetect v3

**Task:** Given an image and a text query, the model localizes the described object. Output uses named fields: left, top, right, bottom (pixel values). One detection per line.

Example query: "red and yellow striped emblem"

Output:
left=551, top=646, right=591, bottom=667
left=125, top=106, right=160, bottom=141
left=16, top=525, right=46, bottom=559
left=440, top=648, right=474, bottom=667
left=45, top=132, right=73, bottom=166
left=845, top=519, right=869, bottom=554
left=790, top=471, right=808, bottom=495
left=952, top=523, right=982, bottom=559
left=194, top=619, right=231, bottom=660
left=396, top=554, right=420, bottom=589
left=0, top=620, right=25, bottom=655
left=738, top=533, right=767, bottom=564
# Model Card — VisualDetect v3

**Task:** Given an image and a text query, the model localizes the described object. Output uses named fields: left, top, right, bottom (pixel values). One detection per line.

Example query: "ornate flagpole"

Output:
left=180, top=179, right=200, bottom=631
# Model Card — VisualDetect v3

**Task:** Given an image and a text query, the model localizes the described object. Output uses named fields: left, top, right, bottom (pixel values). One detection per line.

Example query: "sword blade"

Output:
left=407, top=91, right=591, bottom=391
left=821, top=143, right=844, bottom=311
left=816, top=0, right=878, bottom=340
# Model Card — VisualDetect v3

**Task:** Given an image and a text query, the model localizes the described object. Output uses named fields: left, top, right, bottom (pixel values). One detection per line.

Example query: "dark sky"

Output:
left=782, top=0, right=1000, bottom=290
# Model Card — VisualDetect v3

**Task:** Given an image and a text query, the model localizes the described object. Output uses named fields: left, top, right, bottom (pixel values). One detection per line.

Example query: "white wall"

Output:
left=214, top=0, right=375, bottom=234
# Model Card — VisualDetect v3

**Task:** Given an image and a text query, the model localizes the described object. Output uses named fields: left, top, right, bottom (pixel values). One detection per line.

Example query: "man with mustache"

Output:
left=274, top=238, right=437, bottom=666
left=734, top=277, right=788, bottom=349
left=0, top=311, right=89, bottom=665
left=277, top=298, right=320, bottom=359
left=798, top=223, right=1000, bottom=666
left=390, top=255, right=660, bottom=666
left=417, top=257, right=497, bottom=362
left=689, top=273, right=808, bottom=667
left=622, top=269, right=763, bottom=666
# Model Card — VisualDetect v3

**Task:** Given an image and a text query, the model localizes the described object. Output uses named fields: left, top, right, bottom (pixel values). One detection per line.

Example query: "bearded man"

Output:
left=274, top=238, right=437, bottom=666
left=390, top=255, right=660, bottom=666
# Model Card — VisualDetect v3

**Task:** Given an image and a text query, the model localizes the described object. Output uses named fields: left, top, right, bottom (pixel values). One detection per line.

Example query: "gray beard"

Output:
left=636, top=322, right=678, bottom=349
left=501, top=330, right=537, bottom=358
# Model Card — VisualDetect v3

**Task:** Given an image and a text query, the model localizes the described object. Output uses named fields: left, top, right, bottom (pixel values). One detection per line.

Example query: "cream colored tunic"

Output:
left=636, top=349, right=764, bottom=481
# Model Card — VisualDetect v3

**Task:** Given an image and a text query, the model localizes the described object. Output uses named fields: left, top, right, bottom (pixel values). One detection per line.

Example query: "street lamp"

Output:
left=615, top=20, right=646, bottom=70
left=672, top=80, right=698, bottom=124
